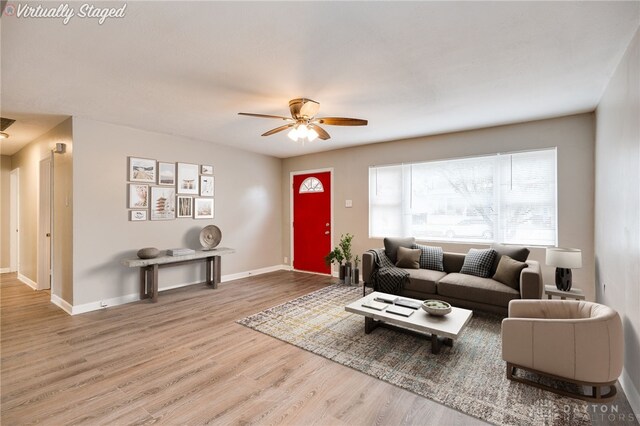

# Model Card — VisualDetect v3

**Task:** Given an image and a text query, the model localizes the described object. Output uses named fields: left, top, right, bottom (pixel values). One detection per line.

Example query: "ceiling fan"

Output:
left=238, top=98, right=367, bottom=142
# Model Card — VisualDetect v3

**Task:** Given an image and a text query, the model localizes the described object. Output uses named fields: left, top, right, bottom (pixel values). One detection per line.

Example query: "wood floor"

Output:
left=1, top=271, right=486, bottom=425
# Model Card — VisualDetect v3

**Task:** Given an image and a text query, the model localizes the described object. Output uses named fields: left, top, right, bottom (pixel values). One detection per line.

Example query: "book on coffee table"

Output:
left=386, top=305, right=414, bottom=317
left=374, top=295, right=399, bottom=304
left=395, top=298, right=422, bottom=309
left=361, top=300, right=388, bottom=311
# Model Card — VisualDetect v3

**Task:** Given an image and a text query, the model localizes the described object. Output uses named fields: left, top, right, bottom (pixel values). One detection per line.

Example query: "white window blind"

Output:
left=369, top=149, right=557, bottom=246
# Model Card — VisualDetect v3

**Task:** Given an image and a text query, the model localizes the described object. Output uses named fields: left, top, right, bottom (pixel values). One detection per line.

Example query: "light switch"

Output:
left=345, top=200, right=353, bottom=208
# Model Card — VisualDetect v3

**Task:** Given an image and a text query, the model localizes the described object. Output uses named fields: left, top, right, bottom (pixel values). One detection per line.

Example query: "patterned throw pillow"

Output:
left=412, top=244, right=444, bottom=271
left=460, top=248, right=497, bottom=278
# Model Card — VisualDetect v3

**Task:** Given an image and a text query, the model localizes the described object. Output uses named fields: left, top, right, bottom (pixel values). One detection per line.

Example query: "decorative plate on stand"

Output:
left=199, top=225, right=222, bottom=250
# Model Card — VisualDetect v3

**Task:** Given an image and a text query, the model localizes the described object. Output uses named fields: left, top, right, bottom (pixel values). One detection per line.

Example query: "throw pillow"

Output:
left=412, top=244, right=444, bottom=271
left=395, top=246, right=421, bottom=269
left=490, top=243, right=530, bottom=276
left=383, top=237, right=416, bottom=264
left=493, top=255, right=528, bottom=290
left=460, top=248, right=497, bottom=278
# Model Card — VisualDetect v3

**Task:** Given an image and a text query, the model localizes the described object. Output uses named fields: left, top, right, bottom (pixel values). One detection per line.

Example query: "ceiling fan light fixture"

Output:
left=287, top=127, right=299, bottom=142
left=296, top=124, right=309, bottom=139
left=0, top=132, right=8, bottom=139
left=307, top=128, right=319, bottom=142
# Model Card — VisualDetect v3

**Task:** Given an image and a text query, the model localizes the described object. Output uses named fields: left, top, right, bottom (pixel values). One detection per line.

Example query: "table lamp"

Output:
left=546, top=247, right=582, bottom=291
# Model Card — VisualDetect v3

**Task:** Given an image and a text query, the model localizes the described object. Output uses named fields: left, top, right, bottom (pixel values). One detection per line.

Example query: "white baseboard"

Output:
left=0, top=268, right=11, bottom=273
left=51, top=294, right=73, bottom=315
left=71, top=292, right=141, bottom=315
left=620, top=367, right=640, bottom=417
left=221, top=264, right=291, bottom=282
left=68, top=264, right=291, bottom=315
left=17, top=273, right=37, bottom=290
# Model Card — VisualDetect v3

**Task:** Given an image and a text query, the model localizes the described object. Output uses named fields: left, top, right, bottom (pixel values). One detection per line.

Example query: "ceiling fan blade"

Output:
left=238, top=112, right=294, bottom=121
left=309, top=124, right=331, bottom=140
left=261, top=123, right=294, bottom=137
left=313, top=117, right=368, bottom=126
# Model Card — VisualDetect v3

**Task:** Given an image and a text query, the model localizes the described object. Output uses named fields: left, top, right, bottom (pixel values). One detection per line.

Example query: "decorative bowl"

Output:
left=199, top=225, right=222, bottom=250
left=421, top=300, right=452, bottom=316
left=137, top=247, right=160, bottom=259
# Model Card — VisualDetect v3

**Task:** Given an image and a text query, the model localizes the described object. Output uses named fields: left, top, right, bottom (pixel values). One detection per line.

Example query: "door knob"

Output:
left=46, top=233, right=51, bottom=237
left=325, top=231, right=330, bottom=235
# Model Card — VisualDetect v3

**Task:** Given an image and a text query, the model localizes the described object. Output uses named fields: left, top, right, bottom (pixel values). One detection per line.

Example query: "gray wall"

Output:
left=72, top=118, right=283, bottom=306
left=595, top=28, right=640, bottom=413
left=0, top=155, right=10, bottom=270
left=282, top=114, right=596, bottom=300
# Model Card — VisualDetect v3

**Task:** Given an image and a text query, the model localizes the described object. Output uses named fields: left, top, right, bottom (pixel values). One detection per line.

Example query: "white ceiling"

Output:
left=1, top=1, right=639, bottom=158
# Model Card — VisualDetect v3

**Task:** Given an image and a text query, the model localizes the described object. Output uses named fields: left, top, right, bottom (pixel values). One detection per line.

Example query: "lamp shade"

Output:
left=546, top=247, right=582, bottom=269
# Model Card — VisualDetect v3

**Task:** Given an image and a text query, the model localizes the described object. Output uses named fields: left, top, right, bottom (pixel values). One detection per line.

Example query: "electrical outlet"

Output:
left=100, top=301, right=107, bottom=308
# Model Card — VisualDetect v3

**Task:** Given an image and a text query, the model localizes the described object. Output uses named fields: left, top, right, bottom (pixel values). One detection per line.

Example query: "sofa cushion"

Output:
left=412, top=244, right=444, bottom=271
left=493, top=255, right=528, bottom=290
left=384, top=237, right=416, bottom=264
left=460, top=248, right=496, bottom=278
left=396, top=246, right=421, bottom=269
left=490, top=243, right=530, bottom=276
left=403, top=268, right=445, bottom=295
left=437, top=273, right=520, bottom=307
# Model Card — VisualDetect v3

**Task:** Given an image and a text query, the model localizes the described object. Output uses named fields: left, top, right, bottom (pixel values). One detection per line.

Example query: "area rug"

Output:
left=238, top=285, right=592, bottom=426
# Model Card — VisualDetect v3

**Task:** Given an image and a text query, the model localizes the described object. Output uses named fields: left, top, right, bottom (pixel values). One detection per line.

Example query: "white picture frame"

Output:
left=158, top=162, right=176, bottom=186
left=177, top=162, right=199, bottom=195
left=177, top=196, right=193, bottom=218
left=150, top=186, right=176, bottom=220
left=194, top=198, right=214, bottom=219
left=201, top=165, right=213, bottom=175
left=129, top=210, right=147, bottom=221
left=200, top=176, right=214, bottom=197
left=128, top=184, right=149, bottom=208
left=128, top=157, right=156, bottom=183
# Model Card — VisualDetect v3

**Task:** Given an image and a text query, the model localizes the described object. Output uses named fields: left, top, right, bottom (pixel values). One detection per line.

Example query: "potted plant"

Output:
left=339, top=233, right=354, bottom=284
left=325, top=247, right=345, bottom=282
left=353, top=255, right=360, bottom=285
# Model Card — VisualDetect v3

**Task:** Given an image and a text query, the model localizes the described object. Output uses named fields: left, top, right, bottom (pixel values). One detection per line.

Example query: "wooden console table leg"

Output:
left=151, top=264, right=159, bottom=303
left=213, top=256, right=221, bottom=289
left=140, top=267, right=148, bottom=300
left=364, top=317, right=379, bottom=334
left=205, top=258, right=213, bottom=287
left=431, top=334, right=441, bottom=354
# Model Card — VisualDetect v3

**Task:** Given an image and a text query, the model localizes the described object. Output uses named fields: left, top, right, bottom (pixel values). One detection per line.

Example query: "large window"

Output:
left=369, top=149, right=557, bottom=246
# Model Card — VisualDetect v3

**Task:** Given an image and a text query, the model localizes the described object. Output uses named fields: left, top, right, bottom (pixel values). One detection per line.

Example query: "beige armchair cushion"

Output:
left=502, top=300, right=623, bottom=384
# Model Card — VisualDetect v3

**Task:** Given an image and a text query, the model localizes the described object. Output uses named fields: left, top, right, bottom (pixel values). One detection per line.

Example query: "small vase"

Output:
left=339, top=264, right=345, bottom=282
left=344, top=262, right=352, bottom=285
left=353, top=268, right=360, bottom=285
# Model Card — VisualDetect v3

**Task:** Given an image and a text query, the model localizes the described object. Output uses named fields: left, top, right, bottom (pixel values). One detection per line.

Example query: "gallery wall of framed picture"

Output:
left=126, top=156, right=215, bottom=221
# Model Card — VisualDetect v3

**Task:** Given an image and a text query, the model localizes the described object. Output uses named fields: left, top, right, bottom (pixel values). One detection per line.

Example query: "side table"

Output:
left=544, top=285, right=585, bottom=300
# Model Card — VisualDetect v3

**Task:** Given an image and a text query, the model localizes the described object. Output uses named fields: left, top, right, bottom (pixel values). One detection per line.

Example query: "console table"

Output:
left=544, top=284, right=585, bottom=301
left=121, top=247, right=235, bottom=302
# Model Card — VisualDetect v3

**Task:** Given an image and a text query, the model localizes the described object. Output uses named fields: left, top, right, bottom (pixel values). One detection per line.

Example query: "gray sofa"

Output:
left=362, top=238, right=543, bottom=316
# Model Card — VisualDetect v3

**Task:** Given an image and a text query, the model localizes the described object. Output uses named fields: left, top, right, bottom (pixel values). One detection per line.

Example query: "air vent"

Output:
left=1, top=118, right=16, bottom=131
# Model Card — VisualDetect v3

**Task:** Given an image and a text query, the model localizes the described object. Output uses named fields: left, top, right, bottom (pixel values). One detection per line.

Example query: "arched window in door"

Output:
left=299, top=177, right=324, bottom=193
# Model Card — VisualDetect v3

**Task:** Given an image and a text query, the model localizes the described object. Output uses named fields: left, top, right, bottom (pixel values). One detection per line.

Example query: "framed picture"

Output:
left=177, top=163, right=199, bottom=195
left=158, top=162, right=176, bottom=186
left=177, top=196, right=193, bottom=218
left=194, top=198, right=214, bottom=219
left=128, top=184, right=149, bottom=208
left=129, top=210, right=147, bottom=221
left=200, top=176, right=214, bottom=196
left=128, top=157, right=156, bottom=183
left=201, top=165, right=213, bottom=175
left=150, top=187, right=176, bottom=220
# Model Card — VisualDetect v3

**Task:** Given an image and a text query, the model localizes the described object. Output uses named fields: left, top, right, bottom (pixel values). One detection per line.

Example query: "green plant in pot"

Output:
left=339, top=233, right=354, bottom=284
left=325, top=247, right=345, bottom=282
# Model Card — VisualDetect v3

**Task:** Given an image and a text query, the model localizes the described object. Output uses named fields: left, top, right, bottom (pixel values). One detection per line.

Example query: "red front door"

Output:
left=293, top=171, right=331, bottom=274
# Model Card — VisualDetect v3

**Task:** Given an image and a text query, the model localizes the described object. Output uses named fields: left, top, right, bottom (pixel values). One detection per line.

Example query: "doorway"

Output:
left=37, top=158, right=51, bottom=290
left=9, top=168, right=19, bottom=273
left=291, top=170, right=332, bottom=274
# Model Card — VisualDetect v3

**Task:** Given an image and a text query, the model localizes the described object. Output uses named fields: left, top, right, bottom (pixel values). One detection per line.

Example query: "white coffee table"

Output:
left=345, top=292, right=473, bottom=354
